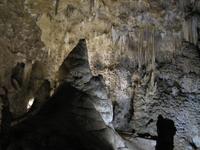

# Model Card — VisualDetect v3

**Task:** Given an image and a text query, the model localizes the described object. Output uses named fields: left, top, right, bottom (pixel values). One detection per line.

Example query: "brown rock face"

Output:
left=0, top=0, right=200, bottom=150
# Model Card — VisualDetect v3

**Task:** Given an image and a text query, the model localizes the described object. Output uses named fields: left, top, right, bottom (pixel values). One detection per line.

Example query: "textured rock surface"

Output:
left=57, top=39, right=129, bottom=149
left=0, top=39, right=130, bottom=150
left=58, top=39, right=113, bottom=126
left=0, top=0, right=200, bottom=150
left=0, top=0, right=54, bottom=118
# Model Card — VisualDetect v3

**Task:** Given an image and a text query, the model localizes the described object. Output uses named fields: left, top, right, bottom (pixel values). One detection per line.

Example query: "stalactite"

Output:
left=138, top=28, right=142, bottom=70
left=90, top=0, right=95, bottom=12
left=136, top=26, right=156, bottom=70
left=152, top=27, right=155, bottom=71
left=111, top=25, right=157, bottom=72
left=194, top=1, right=200, bottom=12
left=140, top=28, right=144, bottom=69
left=55, top=0, right=59, bottom=15
left=183, top=16, right=199, bottom=45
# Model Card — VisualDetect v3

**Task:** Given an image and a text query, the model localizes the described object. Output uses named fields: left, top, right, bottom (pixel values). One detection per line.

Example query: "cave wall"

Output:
left=0, top=0, right=200, bottom=150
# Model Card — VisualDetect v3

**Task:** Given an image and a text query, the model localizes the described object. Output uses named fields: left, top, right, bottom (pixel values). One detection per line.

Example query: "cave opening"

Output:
left=155, top=115, right=176, bottom=150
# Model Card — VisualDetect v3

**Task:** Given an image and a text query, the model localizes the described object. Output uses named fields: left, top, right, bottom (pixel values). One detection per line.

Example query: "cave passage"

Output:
left=155, top=115, right=176, bottom=150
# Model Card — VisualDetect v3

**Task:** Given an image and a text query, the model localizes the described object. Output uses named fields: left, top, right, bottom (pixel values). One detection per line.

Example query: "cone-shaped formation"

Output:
left=58, top=39, right=92, bottom=87
left=0, top=39, right=129, bottom=150
left=58, top=39, right=113, bottom=126
left=57, top=39, right=128, bottom=149
left=3, top=83, right=113, bottom=150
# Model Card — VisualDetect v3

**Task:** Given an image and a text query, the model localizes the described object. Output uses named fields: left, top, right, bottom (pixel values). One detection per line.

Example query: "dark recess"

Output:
left=155, top=115, right=176, bottom=150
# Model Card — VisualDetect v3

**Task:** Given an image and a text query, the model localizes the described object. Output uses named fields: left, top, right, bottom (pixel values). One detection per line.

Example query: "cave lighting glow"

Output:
left=27, top=98, right=34, bottom=110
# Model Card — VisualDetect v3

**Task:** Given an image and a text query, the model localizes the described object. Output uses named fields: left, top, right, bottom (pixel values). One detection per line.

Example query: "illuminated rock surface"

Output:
left=0, top=0, right=200, bottom=150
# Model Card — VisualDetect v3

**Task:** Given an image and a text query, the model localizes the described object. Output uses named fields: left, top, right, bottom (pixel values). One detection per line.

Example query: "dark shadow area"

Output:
left=155, top=115, right=176, bottom=150
left=0, top=82, right=114, bottom=150
left=11, top=62, right=25, bottom=89
left=137, top=133, right=157, bottom=140
left=0, top=87, right=13, bottom=149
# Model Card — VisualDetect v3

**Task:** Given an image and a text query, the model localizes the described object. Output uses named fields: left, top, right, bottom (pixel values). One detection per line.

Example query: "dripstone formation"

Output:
left=0, top=0, right=200, bottom=150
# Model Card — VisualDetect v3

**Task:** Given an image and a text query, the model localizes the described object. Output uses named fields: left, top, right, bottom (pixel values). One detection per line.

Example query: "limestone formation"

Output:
left=0, top=0, right=200, bottom=150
